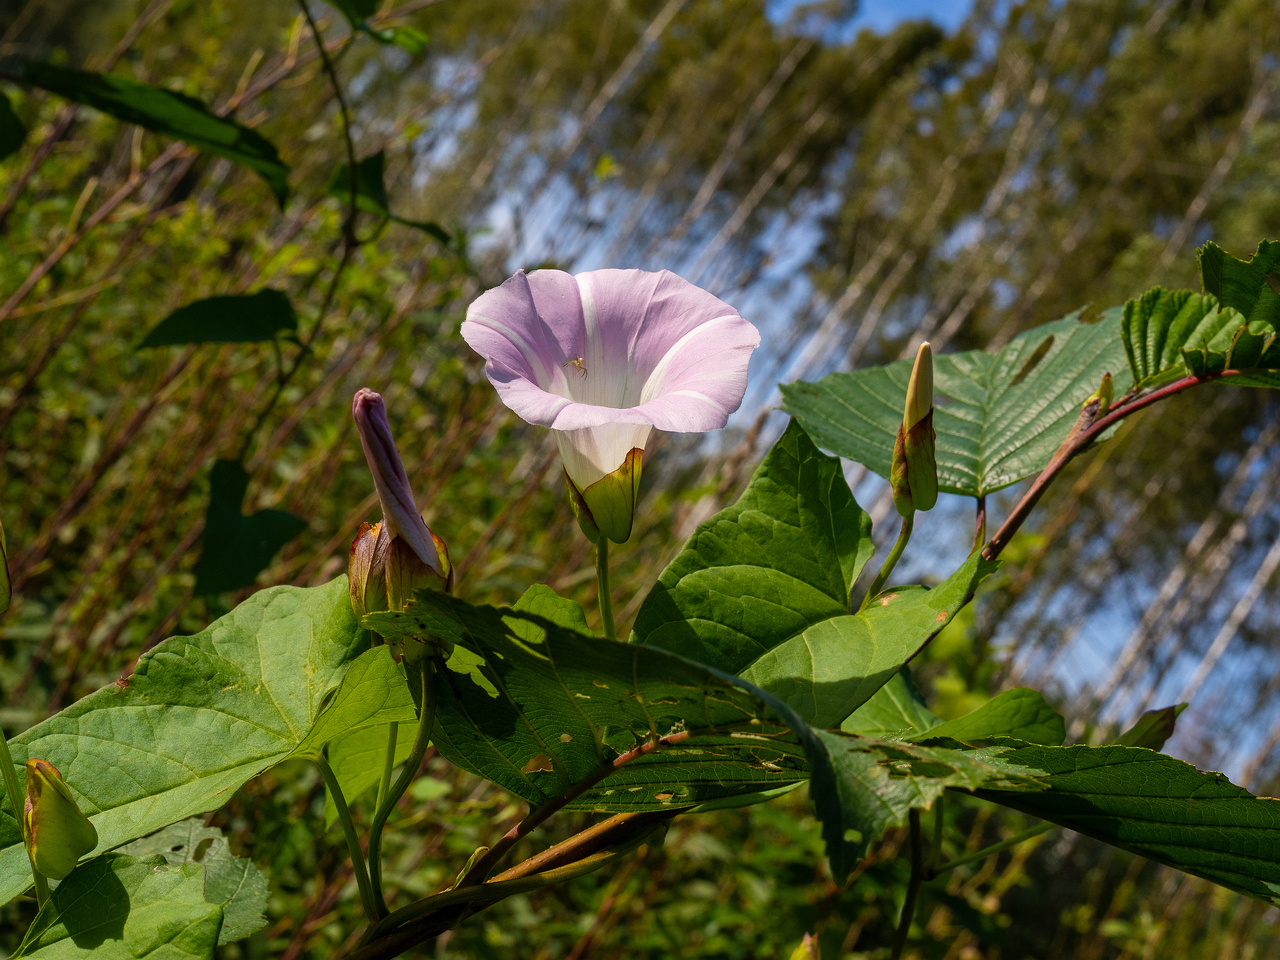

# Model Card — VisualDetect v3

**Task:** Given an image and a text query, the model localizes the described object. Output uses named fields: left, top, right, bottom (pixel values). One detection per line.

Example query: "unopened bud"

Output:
left=349, top=521, right=390, bottom=618
left=351, top=389, right=453, bottom=618
left=891, top=342, right=938, bottom=516
left=23, top=759, right=97, bottom=881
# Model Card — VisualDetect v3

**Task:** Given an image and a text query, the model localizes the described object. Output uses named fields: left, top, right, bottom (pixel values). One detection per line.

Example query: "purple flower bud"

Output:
left=352, top=389, right=443, bottom=576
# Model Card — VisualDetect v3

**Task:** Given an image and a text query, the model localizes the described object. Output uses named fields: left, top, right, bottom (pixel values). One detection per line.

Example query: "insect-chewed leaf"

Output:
left=782, top=309, right=1132, bottom=497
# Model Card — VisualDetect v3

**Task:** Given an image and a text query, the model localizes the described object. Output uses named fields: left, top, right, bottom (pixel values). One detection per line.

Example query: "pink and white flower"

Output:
left=462, top=268, right=760, bottom=542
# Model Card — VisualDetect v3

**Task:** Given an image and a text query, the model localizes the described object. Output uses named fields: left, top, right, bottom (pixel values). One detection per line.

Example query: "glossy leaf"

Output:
left=0, top=577, right=362, bottom=905
left=633, top=418, right=874, bottom=675
left=979, top=742, right=1280, bottom=905
left=12, top=854, right=222, bottom=958
left=193, top=460, right=307, bottom=596
left=781, top=310, right=1132, bottom=497
left=0, top=91, right=25, bottom=160
left=139, top=289, right=297, bottom=348
left=739, top=551, right=999, bottom=727
left=119, top=820, right=267, bottom=945
left=11, top=60, right=288, bottom=205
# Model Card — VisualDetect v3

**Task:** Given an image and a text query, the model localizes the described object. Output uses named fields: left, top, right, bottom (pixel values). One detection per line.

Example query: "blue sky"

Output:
left=770, top=0, right=975, bottom=34
left=850, top=0, right=974, bottom=32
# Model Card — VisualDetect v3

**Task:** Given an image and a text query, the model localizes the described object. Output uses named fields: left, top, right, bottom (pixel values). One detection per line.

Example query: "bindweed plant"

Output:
left=5, top=237, right=1280, bottom=957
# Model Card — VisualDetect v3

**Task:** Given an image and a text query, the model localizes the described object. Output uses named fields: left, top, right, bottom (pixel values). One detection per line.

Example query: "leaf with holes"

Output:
left=0, top=577, right=363, bottom=905
left=12, top=854, right=222, bottom=958
left=633, top=418, right=873, bottom=675
left=193, top=460, right=307, bottom=595
left=781, top=309, right=1132, bottom=497
left=392, top=589, right=811, bottom=812
left=807, top=730, right=1045, bottom=877
left=11, top=60, right=288, bottom=205
left=139, top=289, right=297, bottom=348
left=978, top=742, right=1280, bottom=905
left=738, top=551, right=998, bottom=728
left=119, top=820, right=267, bottom=945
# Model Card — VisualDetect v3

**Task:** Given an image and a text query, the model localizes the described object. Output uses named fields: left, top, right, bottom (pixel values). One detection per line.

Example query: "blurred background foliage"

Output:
left=2, top=0, right=1280, bottom=955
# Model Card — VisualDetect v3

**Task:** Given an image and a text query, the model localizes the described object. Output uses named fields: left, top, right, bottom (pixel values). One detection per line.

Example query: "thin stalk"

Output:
left=927, top=795, right=945, bottom=878
left=363, top=848, right=624, bottom=944
left=314, top=752, right=378, bottom=921
left=971, top=496, right=986, bottom=555
left=859, top=512, right=914, bottom=612
left=374, top=722, right=400, bottom=811
left=0, top=732, right=47, bottom=906
left=982, top=373, right=1227, bottom=561
left=929, top=821, right=1053, bottom=876
left=597, top=539, right=617, bottom=641
left=368, top=660, right=438, bottom=916
left=890, top=808, right=924, bottom=960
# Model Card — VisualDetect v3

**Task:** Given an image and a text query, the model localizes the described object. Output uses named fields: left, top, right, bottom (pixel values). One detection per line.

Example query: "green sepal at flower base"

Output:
left=565, top=446, right=643, bottom=544
left=891, top=342, right=938, bottom=516
left=23, top=759, right=98, bottom=881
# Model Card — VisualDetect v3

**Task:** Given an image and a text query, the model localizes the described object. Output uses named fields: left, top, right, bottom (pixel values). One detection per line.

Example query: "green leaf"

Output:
left=369, top=25, right=430, bottom=56
left=0, top=577, right=362, bottom=904
left=807, top=730, right=1044, bottom=878
left=389, top=591, right=811, bottom=812
left=633, top=418, right=874, bottom=675
left=297, top=645, right=417, bottom=756
left=840, top=668, right=940, bottom=739
left=1120, top=287, right=1219, bottom=389
left=328, top=0, right=379, bottom=29
left=193, top=460, right=307, bottom=596
left=12, top=60, right=288, bottom=206
left=0, top=91, right=26, bottom=160
left=139, top=289, right=297, bottom=348
left=1114, top=703, right=1186, bottom=751
left=781, top=310, right=1132, bottom=497
left=1199, top=239, right=1280, bottom=329
left=920, top=689, right=1065, bottom=746
left=327, top=151, right=391, bottom=218
left=842, top=672, right=1064, bottom=746
left=978, top=742, right=1280, bottom=905
left=738, top=551, right=999, bottom=727
left=13, top=854, right=222, bottom=958
left=119, top=820, right=267, bottom=945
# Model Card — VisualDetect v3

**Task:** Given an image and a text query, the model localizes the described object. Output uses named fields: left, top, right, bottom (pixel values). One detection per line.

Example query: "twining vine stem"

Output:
left=982, top=372, right=1230, bottom=561
left=314, top=752, right=378, bottom=921
left=890, top=809, right=924, bottom=960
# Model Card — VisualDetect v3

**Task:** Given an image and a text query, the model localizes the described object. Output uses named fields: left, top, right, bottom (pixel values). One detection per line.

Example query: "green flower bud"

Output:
left=23, top=759, right=98, bottom=881
left=564, top=447, right=643, bottom=544
left=891, top=342, right=938, bottom=516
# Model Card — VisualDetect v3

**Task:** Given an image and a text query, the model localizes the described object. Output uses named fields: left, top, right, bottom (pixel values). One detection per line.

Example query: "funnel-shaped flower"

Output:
left=23, top=759, right=97, bottom=881
left=462, top=269, right=760, bottom=542
left=351, top=389, right=451, bottom=612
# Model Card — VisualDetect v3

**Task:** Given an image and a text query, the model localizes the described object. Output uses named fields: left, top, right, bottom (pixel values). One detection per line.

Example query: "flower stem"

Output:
left=890, top=808, right=924, bottom=960
left=375, top=722, right=399, bottom=812
left=368, top=659, right=438, bottom=917
left=0, top=731, right=47, bottom=907
left=596, top=539, right=617, bottom=641
left=314, top=751, right=378, bottom=921
left=859, top=512, right=914, bottom=612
